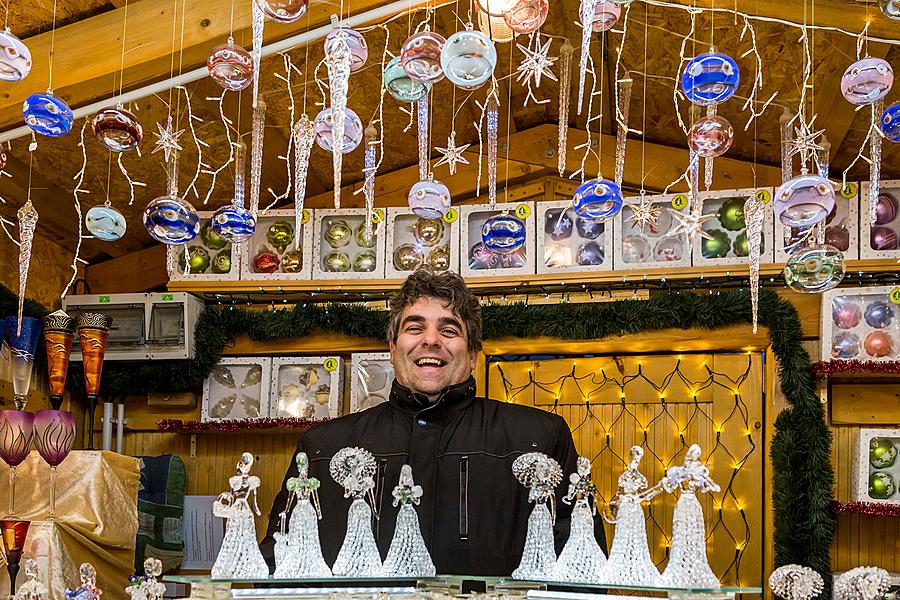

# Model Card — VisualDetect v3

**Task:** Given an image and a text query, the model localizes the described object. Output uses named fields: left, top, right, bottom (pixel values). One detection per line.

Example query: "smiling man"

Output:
left=260, top=267, right=604, bottom=575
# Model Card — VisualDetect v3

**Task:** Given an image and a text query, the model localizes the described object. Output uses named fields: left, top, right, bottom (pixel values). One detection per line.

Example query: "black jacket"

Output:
left=260, top=376, right=606, bottom=576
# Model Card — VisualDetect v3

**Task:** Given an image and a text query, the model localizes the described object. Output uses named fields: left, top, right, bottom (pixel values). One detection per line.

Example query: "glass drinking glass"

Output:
left=0, top=519, right=29, bottom=595
left=42, top=310, right=76, bottom=411
left=0, top=411, right=34, bottom=517
left=76, top=313, right=112, bottom=449
left=33, top=410, right=75, bottom=520
left=3, top=316, right=42, bottom=410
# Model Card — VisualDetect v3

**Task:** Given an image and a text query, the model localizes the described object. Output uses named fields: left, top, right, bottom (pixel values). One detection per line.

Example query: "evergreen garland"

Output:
left=0, top=284, right=833, bottom=589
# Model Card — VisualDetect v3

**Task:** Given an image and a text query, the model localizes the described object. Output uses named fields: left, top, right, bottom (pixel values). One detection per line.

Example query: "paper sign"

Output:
left=181, top=495, right=224, bottom=569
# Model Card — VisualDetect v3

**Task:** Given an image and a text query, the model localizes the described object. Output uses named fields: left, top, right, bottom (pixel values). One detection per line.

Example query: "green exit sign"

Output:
left=161, top=293, right=174, bottom=301
left=98, top=295, right=110, bottom=303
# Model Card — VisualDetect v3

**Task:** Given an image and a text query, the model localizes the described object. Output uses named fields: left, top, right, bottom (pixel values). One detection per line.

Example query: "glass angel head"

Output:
left=79, top=563, right=97, bottom=586
left=330, top=446, right=377, bottom=497
left=143, top=557, right=163, bottom=578
left=237, top=452, right=254, bottom=474
left=296, top=451, right=310, bottom=477
left=512, top=452, right=563, bottom=503
left=618, top=445, right=649, bottom=495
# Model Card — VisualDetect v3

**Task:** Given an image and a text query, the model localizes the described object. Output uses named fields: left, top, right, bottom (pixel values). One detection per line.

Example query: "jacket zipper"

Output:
left=459, top=455, right=468, bottom=540
left=373, top=458, right=388, bottom=538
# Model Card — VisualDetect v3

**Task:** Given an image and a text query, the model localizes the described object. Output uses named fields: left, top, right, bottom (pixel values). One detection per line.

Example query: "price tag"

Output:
left=300, top=209, right=310, bottom=225
left=840, top=182, right=858, bottom=199
left=890, top=288, right=900, bottom=305
left=99, top=295, right=110, bottom=303
left=323, top=357, right=339, bottom=372
left=515, top=204, right=532, bottom=219
left=671, top=194, right=688, bottom=210
left=755, top=189, right=772, bottom=204
left=443, top=208, right=459, bottom=223
left=372, top=208, right=385, bottom=224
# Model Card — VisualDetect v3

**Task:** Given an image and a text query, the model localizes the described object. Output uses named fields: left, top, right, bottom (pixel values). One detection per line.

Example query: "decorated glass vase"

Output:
left=42, top=310, right=76, bottom=410
left=33, top=410, right=76, bottom=520
left=76, top=313, right=113, bottom=449
left=0, top=520, right=29, bottom=596
left=3, top=316, right=41, bottom=410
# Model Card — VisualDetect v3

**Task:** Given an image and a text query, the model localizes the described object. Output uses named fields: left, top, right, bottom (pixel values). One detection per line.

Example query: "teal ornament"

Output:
left=85, top=204, right=126, bottom=241
left=143, top=195, right=200, bottom=244
left=211, top=249, right=232, bottom=274
left=701, top=229, right=731, bottom=259
left=212, top=205, right=256, bottom=242
left=23, top=91, right=73, bottom=137
left=383, top=56, right=431, bottom=102
left=717, top=197, right=746, bottom=231
left=200, top=220, right=228, bottom=250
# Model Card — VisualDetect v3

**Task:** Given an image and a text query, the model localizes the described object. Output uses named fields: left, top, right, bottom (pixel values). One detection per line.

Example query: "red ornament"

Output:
left=0, top=149, right=7, bottom=170
left=812, top=359, right=900, bottom=377
left=253, top=250, right=280, bottom=273
left=834, top=500, right=900, bottom=518
left=157, top=416, right=329, bottom=433
left=864, top=330, right=895, bottom=358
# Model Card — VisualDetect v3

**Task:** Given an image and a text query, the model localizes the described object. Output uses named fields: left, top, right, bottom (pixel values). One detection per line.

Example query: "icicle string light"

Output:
left=738, top=17, right=778, bottom=130
left=62, top=121, right=89, bottom=300
left=558, top=40, right=574, bottom=177
left=704, top=104, right=716, bottom=190
left=417, top=94, right=430, bottom=181
left=671, top=9, right=697, bottom=136
left=818, top=136, right=831, bottom=180
left=292, top=115, right=316, bottom=247
left=201, top=91, right=236, bottom=206
left=868, top=101, right=884, bottom=226
left=325, top=15, right=352, bottom=209
left=249, top=100, right=266, bottom=218
left=175, top=85, right=209, bottom=201
left=265, top=54, right=303, bottom=210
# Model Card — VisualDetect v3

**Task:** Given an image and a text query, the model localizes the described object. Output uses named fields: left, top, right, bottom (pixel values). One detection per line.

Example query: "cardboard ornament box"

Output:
left=459, top=201, right=537, bottom=279
left=239, top=208, right=314, bottom=281
left=312, top=208, right=387, bottom=280
left=535, top=199, right=613, bottom=274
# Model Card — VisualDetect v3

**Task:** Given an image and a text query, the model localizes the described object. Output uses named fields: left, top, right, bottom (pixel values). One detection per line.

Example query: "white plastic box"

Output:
left=535, top=200, right=613, bottom=274
left=613, top=193, right=692, bottom=270
left=459, top=201, right=537, bottom=278
left=169, top=211, right=241, bottom=282
left=820, top=285, right=900, bottom=362
left=851, top=428, right=900, bottom=505
left=239, top=208, right=314, bottom=281
left=312, top=208, right=387, bottom=280
left=693, top=188, right=775, bottom=267
left=201, top=356, right=271, bottom=422
left=860, top=179, right=900, bottom=259
left=349, top=352, right=394, bottom=414
left=269, top=356, right=343, bottom=419
left=384, top=207, right=460, bottom=278
left=774, top=182, right=860, bottom=262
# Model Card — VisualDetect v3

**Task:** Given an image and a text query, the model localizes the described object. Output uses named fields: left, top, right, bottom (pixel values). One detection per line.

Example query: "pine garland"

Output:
left=0, top=284, right=833, bottom=590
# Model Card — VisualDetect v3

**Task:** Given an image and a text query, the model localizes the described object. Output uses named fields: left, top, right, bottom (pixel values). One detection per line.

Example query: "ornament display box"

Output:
left=612, top=193, right=692, bottom=270
left=349, top=352, right=393, bottom=414
left=239, top=208, right=314, bottom=281
left=860, top=180, right=900, bottom=260
left=535, top=200, right=613, bottom=274
left=168, top=211, right=241, bottom=282
left=820, top=286, right=900, bottom=362
left=458, top=201, right=537, bottom=279
left=312, top=208, right=387, bottom=280
left=693, top=188, right=775, bottom=267
left=774, top=181, right=860, bottom=262
left=201, top=357, right=272, bottom=422
left=384, top=207, right=460, bottom=278
left=851, top=428, right=900, bottom=504
left=269, top=356, right=343, bottom=419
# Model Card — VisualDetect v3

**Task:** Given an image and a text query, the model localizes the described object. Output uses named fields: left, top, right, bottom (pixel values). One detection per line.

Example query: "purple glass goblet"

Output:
left=0, top=411, right=34, bottom=517
left=33, top=410, right=75, bottom=520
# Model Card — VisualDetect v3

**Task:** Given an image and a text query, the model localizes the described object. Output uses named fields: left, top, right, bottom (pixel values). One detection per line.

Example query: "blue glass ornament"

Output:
left=865, top=300, right=894, bottom=329
left=143, top=195, right=200, bottom=244
left=831, top=332, right=860, bottom=359
left=572, top=179, right=623, bottom=222
left=544, top=209, right=573, bottom=241
left=576, top=241, right=604, bottom=266
left=23, top=92, right=74, bottom=137
left=85, top=205, right=127, bottom=241
left=212, top=204, right=256, bottom=242
left=681, top=52, right=740, bottom=106
left=576, top=217, right=604, bottom=239
left=881, top=103, right=900, bottom=142
left=482, top=214, right=526, bottom=254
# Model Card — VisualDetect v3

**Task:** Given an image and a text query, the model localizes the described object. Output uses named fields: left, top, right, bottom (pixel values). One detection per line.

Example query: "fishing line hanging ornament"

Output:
left=417, top=94, right=430, bottom=181
left=681, top=52, right=740, bottom=106
left=143, top=119, right=200, bottom=245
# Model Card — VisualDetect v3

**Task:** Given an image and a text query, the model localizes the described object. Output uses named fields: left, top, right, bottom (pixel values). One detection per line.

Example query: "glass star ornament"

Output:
left=681, top=52, right=740, bottom=106
left=92, top=106, right=143, bottom=152
left=85, top=204, right=127, bottom=241
left=511, top=452, right=563, bottom=580
left=0, top=29, right=32, bottom=82
left=841, top=57, right=893, bottom=106
left=151, top=118, right=184, bottom=165
left=381, top=464, right=436, bottom=577
left=211, top=452, right=269, bottom=578
left=668, top=207, right=716, bottom=242
left=515, top=36, right=558, bottom=90
left=330, top=447, right=382, bottom=576
left=434, top=132, right=470, bottom=175
left=551, top=456, right=606, bottom=584
left=786, top=118, right=826, bottom=168
left=573, top=179, right=623, bottom=222
left=768, top=565, right=824, bottom=600
left=627, top=195, right=662, bottom=234
left=23, top=92, right=74, bottom=137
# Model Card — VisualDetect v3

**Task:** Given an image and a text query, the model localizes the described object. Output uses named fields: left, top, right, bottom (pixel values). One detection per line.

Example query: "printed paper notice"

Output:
left=182, top=495, right=224, bottom=569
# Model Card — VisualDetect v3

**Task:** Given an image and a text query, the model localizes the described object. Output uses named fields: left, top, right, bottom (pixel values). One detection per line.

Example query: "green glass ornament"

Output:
left=356, top=223, right=377, bottom=248
left=733, top=231, right=764, bottom=257
left=282, top=249, right=303, bottom=273
left=354, top=251, right=377, bottom=272
left=180, top=246, right=211, bottom=274
left=267, top=221, right=294, bottom=253
left=211, top=248, right=232, bottom=274
left=324, top=220, right=352, bottom=248
left=870, top=438, right=898, bottom=469
left=324, top=251, right=351, bottom=272
left=701, top=228, right=731, bottom=259
left=717, top=196, right=746, bottom=231
left=200, top=220, right=227, bottom=250
left=869, top=471, right=896, bottom=499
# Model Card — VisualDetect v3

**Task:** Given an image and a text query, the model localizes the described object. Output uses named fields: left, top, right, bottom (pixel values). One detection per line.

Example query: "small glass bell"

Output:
left=880, top=102, right=900, bottom=142
left=85, top=204, right=127, bottom=241
left=441, top=26, right=497, bottom=89
left=143, top=195, right=201, bottom=244
left=91, top=107, right=143, bottom=152
left=841, top=57, right=893, bottom=105
left=314, top=107, right=363, bottom=153
left=681, top=52, right=740, bottom=106
left=325, top=27, right=368, bottom=72
left=482, top=213, right=526, bottom=255
left=503, top=0, right=549, bottom=34
left=23, top=92, right=74, bottom=137
left=207, top=38, right=254, bottom=92
left=783, top=243, right=845, bottom=293
left=384, top=56, right=431, bottom=103
left=212, top=205, right=256, bottom=242
left=687, top=115, right=734, bottom=157
left=0, top=29, right=31, bottom=82
left=401, top=31, right=446, bottom=83
left=582, top=1, right=620, bottom=32
left=774, top=174, right=836, bottom=228
left=255, top=0, right=308, bottom=23
left=573, top=179, right=623, bottom=222
left=408, top=179, right=451, bottom=218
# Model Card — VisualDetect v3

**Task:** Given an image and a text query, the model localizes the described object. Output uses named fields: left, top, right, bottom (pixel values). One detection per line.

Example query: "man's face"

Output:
left=390, top=296, right=478, bottom=401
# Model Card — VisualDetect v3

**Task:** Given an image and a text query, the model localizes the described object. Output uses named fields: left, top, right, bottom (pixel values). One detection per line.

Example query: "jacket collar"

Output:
left=389, top=376, right=477, bottom=417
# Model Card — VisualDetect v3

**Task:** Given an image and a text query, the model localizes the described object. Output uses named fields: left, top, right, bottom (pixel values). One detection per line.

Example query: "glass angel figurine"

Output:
left=65, top=563, right=101, bottom=600
left=657, top=444, right=721, bottom=588
left=512, top=452, right=563, bottom=580
left=211, top=453, right=270, bottom=579
left=551, top=456, right=607, bottom=583
left=330, top=447, right=383, bottom=576
left=382, top=464, right=436, bottom=577
left=273, top=452, right=332, bottom=578
left=14, top=559, right=47, bottom=600
left=125, top=558, right=166, bottom=600
left=598, top=446, right=661, bottom=587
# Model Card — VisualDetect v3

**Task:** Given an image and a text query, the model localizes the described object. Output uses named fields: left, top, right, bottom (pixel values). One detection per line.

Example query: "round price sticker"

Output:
left=755, top=189, right=772, bottom=204
left=671, top=194, right=688, bottom=210
left=300, top=209, right=310, bottom=225
left=840, top=182, right=858, bottom=199
left=443, top=208, right=459, bottom=223
left=515, top=204, right=532, bottom=219
left=890, top=288, right=900, bottom=305
left=372, top=208, right=385, bottom=224
left=323, top=358, right=339, bottom=372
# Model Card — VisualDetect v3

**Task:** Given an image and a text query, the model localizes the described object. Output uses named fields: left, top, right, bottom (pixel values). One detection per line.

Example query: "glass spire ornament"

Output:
left=64, top=563, right=102, bottom=600
left=211, top=452, right=269, bottom=578
left=417, top=93, right=430, bottom=181
left=16, top=199, right=38, bottom=334
left=325, top=16, right=353, bottom=209
left=14, top=559, right=46, bottom=600
left=273, top=452, right=331, bottom=578
left=598, top=446, right=661, bottom=587
left=381, top=464, right=436, bottom=577
left=212, top=142, right=255, bottom=243
left=486, top=86, right=499, bottom=207
left=657, top=444, right=720, bottom=588
left=550, top=456, right=606, bottom=584
left=248, top=101, right=266, bottom=218
left=330, top=447, right=382, bottom=576
left=743, top=193, right=765, bottom=332
left=834, top=567, right=891, bottom=600
left=511, top=452, right=563, bottom=580
left=768, top=564, right=824, bottom=600
left=576, top=0, right=596, bottom=115
left=0, top=29, right=32, bottom=81
left=293, top=114, right=316, bottom=247
left=361, top=123, right=378, bottom=245
left=125, top=558, right=165, bottom=600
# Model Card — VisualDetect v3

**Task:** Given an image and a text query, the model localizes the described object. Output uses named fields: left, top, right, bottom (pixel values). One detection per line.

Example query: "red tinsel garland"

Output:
left=833, top=500, right=900, bottom=517
left=811, top=359, right=900, bottom=378
left=156, top=417, right=330, bottom=433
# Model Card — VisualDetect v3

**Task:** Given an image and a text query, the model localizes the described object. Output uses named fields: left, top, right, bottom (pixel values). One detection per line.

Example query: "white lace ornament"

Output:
left=551, top=456, right=607, bottom=583
left=211, top=453, right=270, bottom=579
left=769, top=564, right=824, bottom=600
left=834, top=567, right=891, bottom=600
left=381, top=465, right=436, bottom=577
left=330, top=447, right=382, bottom=576
left=512, top=452, right=563, bottom=580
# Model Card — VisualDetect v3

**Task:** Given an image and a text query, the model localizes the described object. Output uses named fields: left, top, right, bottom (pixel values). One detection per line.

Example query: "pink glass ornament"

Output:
left=0, top=148, right=6, bottom=170
left=865, top=330, right=894, bottom=358
left=875, top=193, right=898, bottom=225
left=774, top=174, right=836, bottom=228
left=408, top=179, right=451, bottom=218
left=841, top=57, right=894, bottom=105
left=687, top=115, right=734, bottom=158
left=582, top=1, right=620, bottom=32
left=0, top=29, right=31, bottom=82
left=254, top=0, right=308, bottom=23
left=832, top=301, right=862, bottom=330
left=401, top=31, right=445, bottom=83
left=503, top=0, right=549, bottom=34
left=314, top=107, right=363, bottom=154
left=207, top=39, right=253, bottom=91
left=91, top=107, right=143, bottom=152
left=326, top=27, right=368, bottom=72
left=871, top=226, right=899, bottom=250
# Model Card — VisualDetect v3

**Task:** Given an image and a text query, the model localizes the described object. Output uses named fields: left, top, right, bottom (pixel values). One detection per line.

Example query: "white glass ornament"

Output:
left=330, top=447, right=382, bottom=576
left=0, top=29, right=31, bottom=82
left=381, top=465, right=436, bottom=577
left=273, top=452, right=332, bottom=578
left=211, top=452, right=269, bottom=579
left=841, top=57, right=893, bottom=106
left=408, top=178, right=451, bottom=218
left=550, top=456, right=606, bottom=584
left=441, top=25, right=497, bottom=89
left=774, top=174, right=836, bottom=228
left=314, top=107, right=364, bottom=153
left=512, top=452, right=563, bottom=580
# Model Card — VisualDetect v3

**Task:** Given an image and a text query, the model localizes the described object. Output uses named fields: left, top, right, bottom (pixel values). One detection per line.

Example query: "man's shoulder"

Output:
left=475, top=396, right=568, bottom=429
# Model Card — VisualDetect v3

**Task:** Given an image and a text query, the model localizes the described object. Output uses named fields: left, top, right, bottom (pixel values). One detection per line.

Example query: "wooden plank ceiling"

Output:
left=0, top=0, right=896, bottom=264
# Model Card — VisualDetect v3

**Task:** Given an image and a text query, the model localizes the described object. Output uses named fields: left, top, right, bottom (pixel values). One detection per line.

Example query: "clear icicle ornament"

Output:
left=703, top=104, right=716, bottom=190
left=743, top=193, right=765, bottom=334
left=834, top=567, right=891, bottom=600
left=575, top=0, right=596, bottom=115
left=657, top=444, right=720, bottom=589
left=16, top=198, right=38, bottom=335
left=558, top=40, right=573, bottom=177
left=818, top=135, right=831, bottom=179
left=361, top=123, right=378, bottom=245
left=249, top=101, right=266, bottom=218
left=251, top=0, right=265, bottom=107
left=417, top=95, right=430, bottom=181
left=768, top=564, right=824, bottom=600
left=550, top=456, right=606, bottom=584
left=330, top=447, right=382, bottom=576
left=511, top=452, right=563, bottom=580
left=274, top=452, right=331, bottom=578
left=779, top=108, right=794, bottom=184
left=14, top=559, right=47, bottom=600
left=381, top=464, right=436, bottom=577
left=486, top=85, right=500, bottom=209
left=293, top=114, right=316, bottom=247
left=869, top=101, right=884, bottom=225
left=325, top=16, right=352, bottom=210
left=598, top=446, right=661, bottom=587
left=614, top=78, right=632, bottom=188
left=211, top=452, right=269, bottom=579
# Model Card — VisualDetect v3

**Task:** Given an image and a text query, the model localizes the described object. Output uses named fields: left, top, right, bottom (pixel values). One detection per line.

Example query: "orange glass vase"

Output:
left=42, top=310, right=76, bottom=410
left=76, top=313, right=113, bottom=449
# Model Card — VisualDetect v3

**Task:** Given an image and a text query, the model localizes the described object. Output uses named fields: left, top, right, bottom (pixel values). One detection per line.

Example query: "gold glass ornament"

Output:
left=393, top=243, right=425, bottom=271
left=412, top=217, right=445, bottom=247
left=355, top=223, right=377, bottom=248
left=354, top=251, right=377, bottom=272
left=427, top=244, right=451, bottom=271
left=324, top=251, right=351, bottom=272
left=281, top=249, right=303, bottom=273
left=324, top=220, right=352, bottom=248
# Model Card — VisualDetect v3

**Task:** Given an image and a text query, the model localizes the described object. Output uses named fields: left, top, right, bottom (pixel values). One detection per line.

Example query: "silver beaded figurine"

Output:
left=211, top=453, right=269, bottom=579
left=381, top=464, right=436, bottom=577
left=551, top=456, right=607, bottom=583
left=274, top=451, right=332, bottom=578
left=330, top=447, right=383, bottom=576
left=512, top=452, right=563, bottom=580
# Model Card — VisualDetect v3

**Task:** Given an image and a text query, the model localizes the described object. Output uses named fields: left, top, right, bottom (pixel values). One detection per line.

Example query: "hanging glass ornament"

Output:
left=557, top=41, right=573, bottom=177
left=0, top=29, right=31, bottom=81
left=427, top=245, right=451, bottom=270
left=687, top=115, right=734, bottom=158
left=482, top=214, right=526, bottom=254
left=254, top=0, right=308, bottom=23
left=85, top=204, right=127, bottom=241
left=253, top=250, right=280, bottom=273
left=401, top=30, right=445, bottom=83
left=881, top=103, right=900, bottom=142
left=503, top=0, right=549, bottom=34
left=486, top=87, right=500, bottom=207
left=841, top=57, right=893, bottom=105
left=476, top=0, right=516, bottom=17
left=325, top=27, right=368, bottom=72
left=417, top=94, right=430, bottom=180
left=324, top=220, right=353, bottom=248
left=583, top=1, right=619, bottom=32
left=143, top=196, right=201, bottom=244
left=408, top=178, right=451, bottom=218
left=681, top=52, right=740, bottom=106
left=774, top=174, right=836, bottom=228
left=289, top=118, right=314, bottom=248
left=783, top=244, right=845, bottom=293
left=573, top=179, right=623, bottom=222
left=212, top=205, right=255, bottom=243
left=207, top=38, right=254, bottom=92
left=23, top=92, right=74, bottom=137
left=91, top=106, right=142, bottom=152
left=247, top=101, right=266, bottom=217
left=361, top=123, right=378, bottom=245
left=880, top=0, right=900, bottom=19
left=383, top=56, right=431, bottom=102
left=15, top=199, right=38, bottom=332
left=575, top=0, right=595, bottom=115
left=354, top=251, right=377, bottom=272
left=314, top=107, right=363, bottom=153
left=441, top=25, right=497, bottom=89
left=324, top=22, right=353, bottom=210
left=394, top=244, right=425, bottom=271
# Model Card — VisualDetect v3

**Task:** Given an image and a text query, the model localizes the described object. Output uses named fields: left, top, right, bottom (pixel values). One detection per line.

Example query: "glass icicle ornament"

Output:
left=361, top=124, right=378, bottom=245
left=293, top=114, right=315, bottom=247
left=614, top=78, right=632, bottom=187
left=768, top=564, right=824, bottom=600
left=381, top=464, right=436, bottom=577
left=13, top=559, right=46, bottom=600
left=251, top=0, right=265, bottom=107
left=16, top=198, right=38, bottom=333
left=273, top=452, right=331, bottom=578
left=598, top=446, right=661, bottom=587
left=657, top=444, right=720, bottom=588
left=249, top=101, right=266, bottom=218
left=779, top=108, right=793, bottom=184
left=575, top=0, right=596, bottom=115
left=211, top=452, right=269, bottom=579
left=486, top=86, right=499, bottom=208
left=834, top=567, right=891, bottom=600
left=869, top=100, right=884, bottom=226
left=558, top=40, right=573, bottom=177
left=550, top=456, right=606, bottom=584
left=325, top=15, right=353, bottom=210
left=417, top=94, right=430, bottom=181
left=330, top=447, right=382, bottom=576
left=511, top=452, right=563, bottom=580
left=743, top=193, right=765, bottom=333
